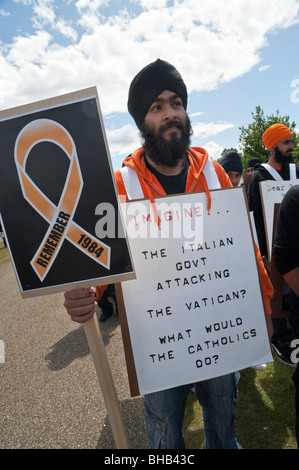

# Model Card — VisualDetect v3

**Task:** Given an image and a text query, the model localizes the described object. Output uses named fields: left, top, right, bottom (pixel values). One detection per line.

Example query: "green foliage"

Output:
left=183, top=357, right=297, bottom=449
left=238, top=106, right=299, bottom=170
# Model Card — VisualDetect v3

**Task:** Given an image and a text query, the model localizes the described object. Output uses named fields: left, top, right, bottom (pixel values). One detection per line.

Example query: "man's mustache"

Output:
left=159, top=120, right=184, bottom=133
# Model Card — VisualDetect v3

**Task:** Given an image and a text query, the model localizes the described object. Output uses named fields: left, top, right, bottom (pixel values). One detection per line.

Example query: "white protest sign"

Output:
left=260, top=179, right=299, bottom=259
left=119, top=188, right=273, bottom=396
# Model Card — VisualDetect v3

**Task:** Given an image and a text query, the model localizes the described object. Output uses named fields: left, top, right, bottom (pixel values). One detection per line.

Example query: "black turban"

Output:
left=127, top=59, right=188, bottom=129
left=219, top=151, right=243, bottom=174
left=246, top=157, right=261, bottom=169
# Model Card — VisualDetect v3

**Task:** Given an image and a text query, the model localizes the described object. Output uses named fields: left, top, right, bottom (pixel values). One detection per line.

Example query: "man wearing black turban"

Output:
left=246, top=157, right=261, bottom=175
left=128, top=59, right=192, bottom=170
left=219, top=151, right=243, bottom=187
left=64, top=59, right=274, bottom=449
left=128, top=59, right=188, bottom=130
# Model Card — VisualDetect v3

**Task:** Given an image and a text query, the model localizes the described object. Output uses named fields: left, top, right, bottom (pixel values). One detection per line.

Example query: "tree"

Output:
left=239, top=106, right=299, bottom=169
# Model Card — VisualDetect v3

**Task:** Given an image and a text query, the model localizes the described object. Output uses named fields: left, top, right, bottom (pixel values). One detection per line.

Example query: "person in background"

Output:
left=247, top=123, right=299, bottom=366
left=246, top=157, right=262, bottom=175
left=219, top=151, right=243, bottom=187
left=273, top=184, right=299, bottom=447
left=243, top=157, right=261, bottom=192
left=96, top=284, right=117, bottom=322
left=220, top=152, right=268, bottom=370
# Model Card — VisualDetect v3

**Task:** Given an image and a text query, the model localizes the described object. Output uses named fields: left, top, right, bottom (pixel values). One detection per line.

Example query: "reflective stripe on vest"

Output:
left=261, top=163, right=296, bottom=181
left=120, top=157, right=221, bottom=201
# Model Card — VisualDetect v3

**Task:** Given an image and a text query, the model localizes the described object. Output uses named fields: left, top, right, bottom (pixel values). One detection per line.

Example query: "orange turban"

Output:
left=262, top=123, right=293, bottom=150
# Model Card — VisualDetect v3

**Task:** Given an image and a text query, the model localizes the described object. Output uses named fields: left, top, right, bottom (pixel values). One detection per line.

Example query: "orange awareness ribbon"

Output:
left=14, top=118, right=111, bottom=281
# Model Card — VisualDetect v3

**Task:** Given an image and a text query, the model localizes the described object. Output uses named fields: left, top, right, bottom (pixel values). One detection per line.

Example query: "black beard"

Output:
left=274, top=146, right=294, bottom=166
left=140, top=115, right=193, bottom=167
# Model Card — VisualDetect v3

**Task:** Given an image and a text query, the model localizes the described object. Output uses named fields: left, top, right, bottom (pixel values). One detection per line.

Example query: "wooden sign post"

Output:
left=84, top=316, right=129, bottom=448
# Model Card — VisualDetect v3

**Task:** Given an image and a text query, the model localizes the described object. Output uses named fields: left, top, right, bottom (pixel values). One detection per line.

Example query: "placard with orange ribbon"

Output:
left=0, top=87, right=135, bottom=297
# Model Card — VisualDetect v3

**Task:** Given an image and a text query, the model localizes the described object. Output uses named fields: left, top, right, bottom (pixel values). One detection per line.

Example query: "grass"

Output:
left=183, top=358, right=297, bottom=449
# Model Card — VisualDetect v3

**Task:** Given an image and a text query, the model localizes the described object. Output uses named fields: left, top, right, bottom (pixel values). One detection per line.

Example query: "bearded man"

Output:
left=64, top=59, right=273, bottom=449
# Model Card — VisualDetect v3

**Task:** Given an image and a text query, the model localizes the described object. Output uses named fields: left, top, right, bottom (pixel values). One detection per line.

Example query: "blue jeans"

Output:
left=144, top=372, right=241, bottom=449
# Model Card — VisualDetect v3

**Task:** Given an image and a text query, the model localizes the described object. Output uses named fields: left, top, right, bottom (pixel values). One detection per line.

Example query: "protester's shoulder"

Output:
left=250, top=163, right=268, bottom=178
left=288, top=183, right=299, bottom=195
left=114, top=157, right=132, bottom=196
left=190, top=147, right=221, bottom=168
left=114, top=153, right=135, bottom=176
left=247, top=164, right=269, bottom=187
left=278, top=185, right=299, bottom=234
left=281, top=184, right=299, bottom=207
left=189, top=146, right=208, bottom=160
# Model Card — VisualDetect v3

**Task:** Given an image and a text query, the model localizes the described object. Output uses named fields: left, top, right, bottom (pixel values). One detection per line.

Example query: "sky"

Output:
left=0, top=0, right=299, bottom=171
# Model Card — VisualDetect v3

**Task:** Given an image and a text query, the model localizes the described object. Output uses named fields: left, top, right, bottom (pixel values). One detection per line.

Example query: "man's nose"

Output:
left=164, top=105, right=177, bottom=120
left=288, top=143, right=294, bottom=152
